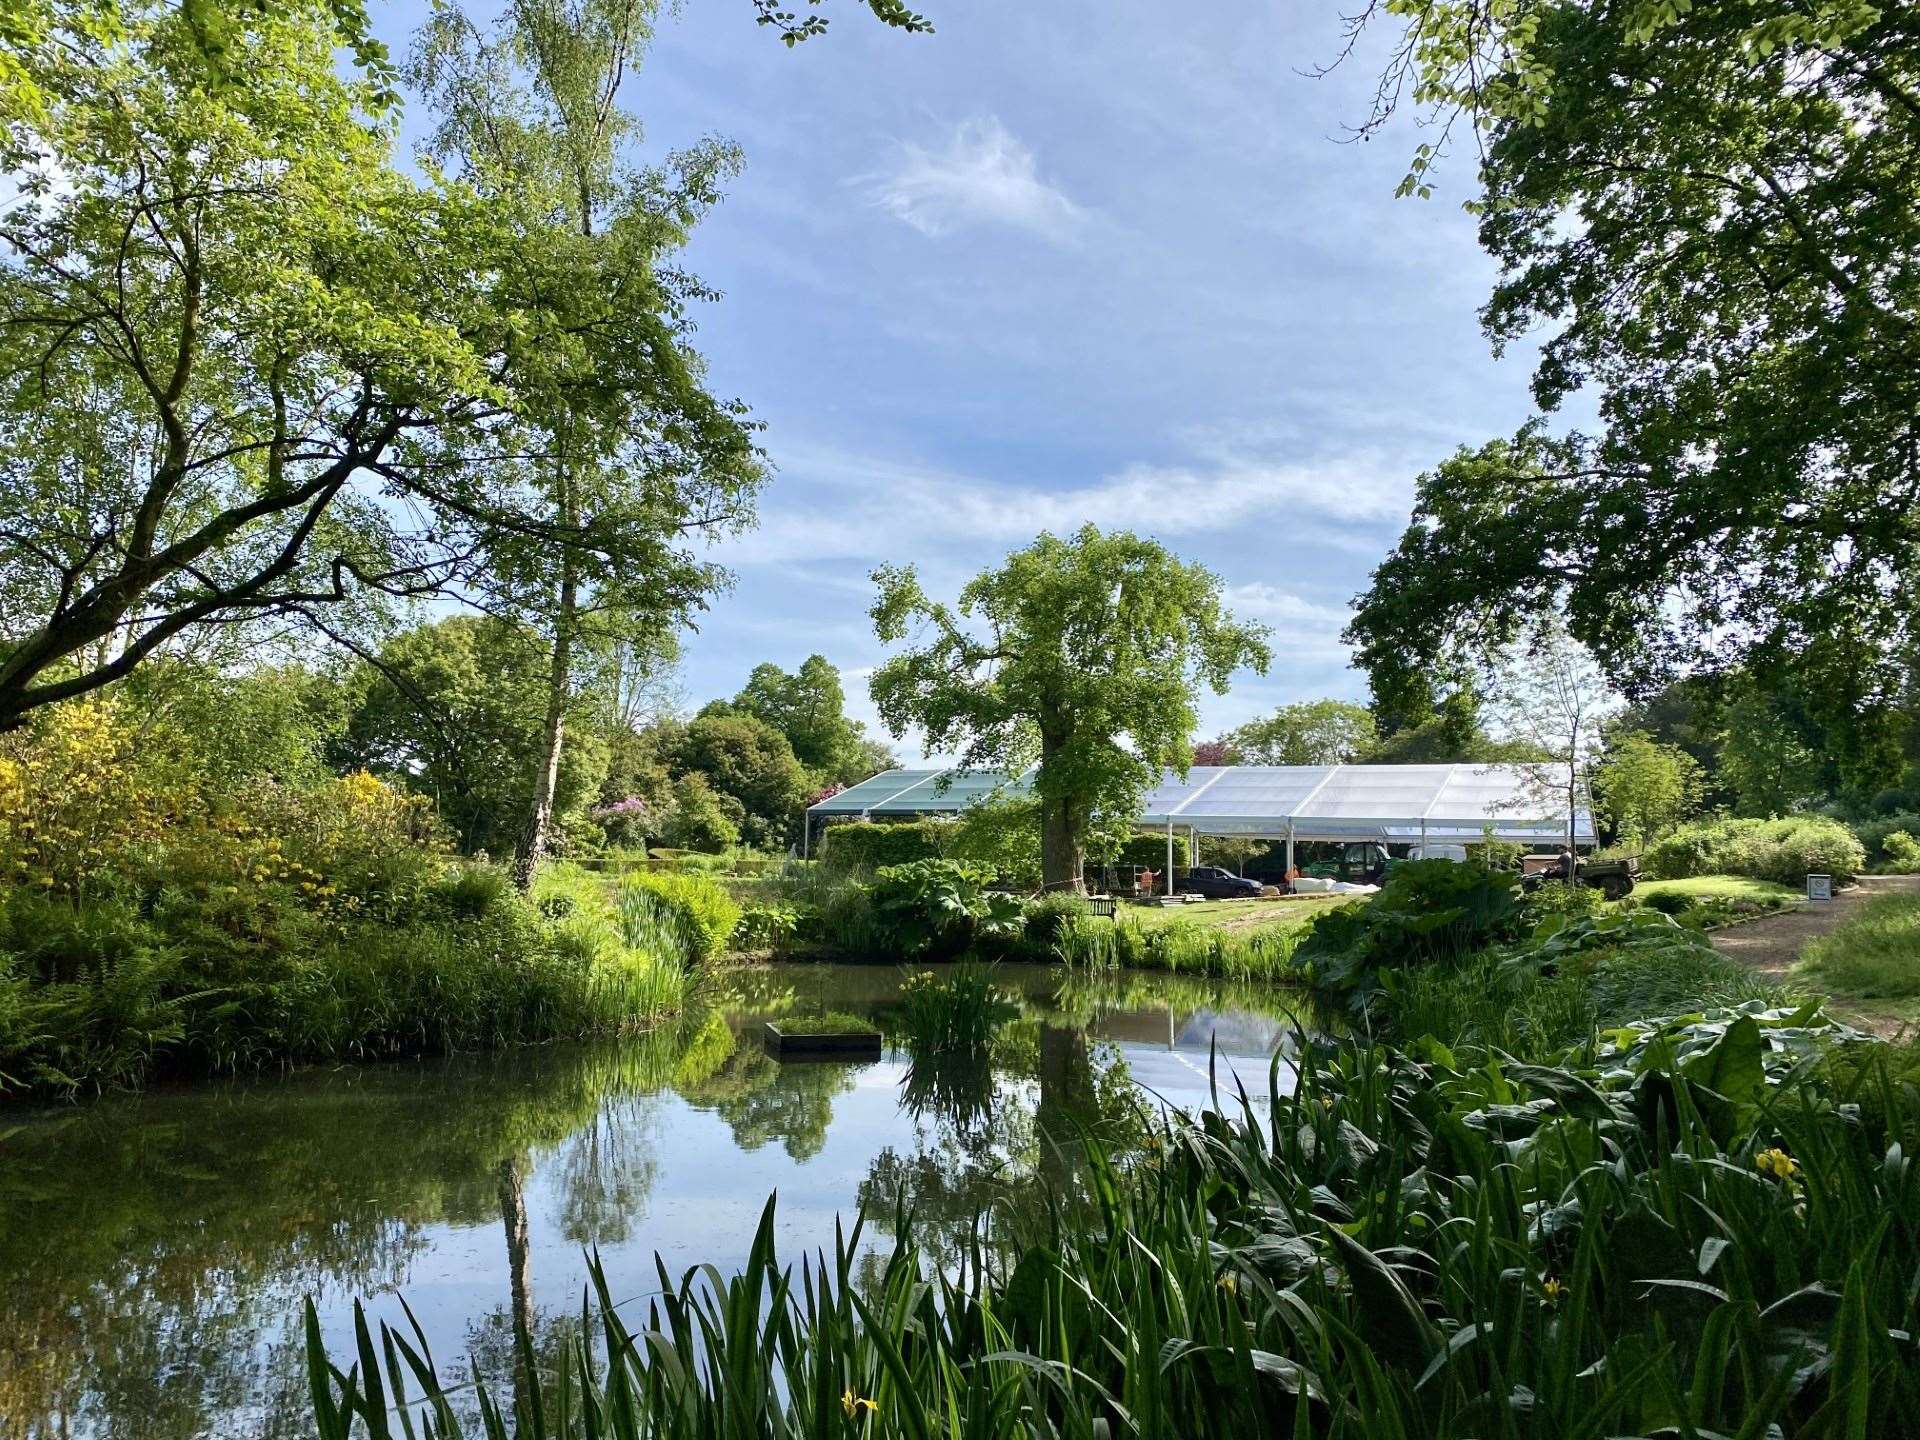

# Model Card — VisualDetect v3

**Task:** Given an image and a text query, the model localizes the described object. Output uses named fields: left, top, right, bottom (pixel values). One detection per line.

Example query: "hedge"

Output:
left=1116, top=833, right=1191, bottom=870
left=820, top=822, right=1194, bottom=875
left=1643, top=815, right=1865, bottom=886
left=816, top=819, right=951, bottom=871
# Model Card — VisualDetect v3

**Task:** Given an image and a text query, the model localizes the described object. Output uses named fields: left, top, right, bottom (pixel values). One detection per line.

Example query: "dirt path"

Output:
left=1707, top=873, right=1920, bottom=980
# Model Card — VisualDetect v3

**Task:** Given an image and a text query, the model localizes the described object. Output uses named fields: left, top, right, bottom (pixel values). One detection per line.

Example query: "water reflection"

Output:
left=0, top=963, right=1313, bottom=1439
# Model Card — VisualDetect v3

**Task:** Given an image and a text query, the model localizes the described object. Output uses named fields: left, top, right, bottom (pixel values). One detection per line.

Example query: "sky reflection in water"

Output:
left=0, top=963, right=1311, bottom=1438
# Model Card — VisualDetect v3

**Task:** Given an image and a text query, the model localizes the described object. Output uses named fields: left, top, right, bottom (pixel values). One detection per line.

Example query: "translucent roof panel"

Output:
left=809, top=769, right=948, bottom=814
left=810, top=763, right=1597, bottom=842
left=1137, top=767, right=1229, bottom=819
left=1290, top=765, right=1455, bottom=824
left=868, top=767, right=1033, bottom=814
left=1427, top=764, right=1541, bottom=826
left=1144, top=766, right=1334, bottom=822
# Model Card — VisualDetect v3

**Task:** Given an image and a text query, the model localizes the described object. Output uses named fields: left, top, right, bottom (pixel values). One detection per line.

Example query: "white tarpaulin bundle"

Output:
left=808, top=763, right=1594, bottom=846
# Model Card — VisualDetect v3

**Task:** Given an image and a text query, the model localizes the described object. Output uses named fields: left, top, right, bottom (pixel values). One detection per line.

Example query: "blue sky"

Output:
left=383, top=0, right=1546, bottom=758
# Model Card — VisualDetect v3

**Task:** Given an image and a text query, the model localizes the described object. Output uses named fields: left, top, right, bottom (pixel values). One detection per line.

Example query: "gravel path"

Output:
left=1707, top=873, right=1920, bottom=980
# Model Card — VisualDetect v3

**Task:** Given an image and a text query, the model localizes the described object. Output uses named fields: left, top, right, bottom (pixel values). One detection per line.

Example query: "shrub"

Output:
left=732, top=903, right=802, bottom=955
left=431, top=863, right=512, bottom=921
left=1517, top=877, right=1604, bottom=933
left=946, top=794, right=1043, bottom=888
left=1880, top=829, right=1920, bottom=874
left=0, top=878, right=685, bottom=1100
left=1296, top=859, right=1522, bottom=1008
left=865, top=859, right=1020, bottom=961
left=816, top=819, right=951, bottom=871
left=1853, top=810, right=1920, bottom=864
left=618, top=871, right=742, bottom=967
left=1115, top=832, right=1190, bottom=870
left=1644, top=815, right=1864, bottom=885
left=1023, top=892, right=1090, bottom=948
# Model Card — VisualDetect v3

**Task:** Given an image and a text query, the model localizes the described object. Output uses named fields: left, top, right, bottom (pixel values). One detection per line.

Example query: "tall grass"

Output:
left=892, top=963, right=1019, bottom=1052
left=1051, top=912, right=1302, bottom=980
left=1798, top=891, right=1920, bottom=1000
left=308, top=1024, right=1920, bottom=1439
left=1, top=865, right=693, bottom=1101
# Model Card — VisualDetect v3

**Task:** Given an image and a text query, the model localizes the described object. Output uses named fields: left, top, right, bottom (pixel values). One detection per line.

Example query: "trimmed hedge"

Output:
left=1643, top=815, right=1865, bottom=886
left=816, top=819, right=951, bottom=871
left=1116, top=833, right=1191, bottom=870
left=821, top=821, right=1193, bottom=876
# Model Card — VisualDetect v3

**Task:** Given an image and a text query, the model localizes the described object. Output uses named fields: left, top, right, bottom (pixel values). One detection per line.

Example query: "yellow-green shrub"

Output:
left=619, top=871, right=741, bottom=966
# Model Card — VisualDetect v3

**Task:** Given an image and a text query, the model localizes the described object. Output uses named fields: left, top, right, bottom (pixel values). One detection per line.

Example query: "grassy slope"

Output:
left=1120, top=896, right=1351, bottom=934
left=1796, top=890, right=1920, bottom=1032
left=1632, top=875, right=1802, bottom=905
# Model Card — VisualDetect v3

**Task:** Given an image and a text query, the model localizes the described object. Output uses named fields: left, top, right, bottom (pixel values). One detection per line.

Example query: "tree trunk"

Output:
left=497, top=1156, right=535, bottom=1417
left=1039, top=794, right=1085, bottom=893
left=515, top=551, right=576, bottom=891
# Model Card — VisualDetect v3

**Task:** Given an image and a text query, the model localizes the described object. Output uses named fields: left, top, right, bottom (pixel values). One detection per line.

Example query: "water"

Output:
left=0, top=963, right=1312, bottom=1439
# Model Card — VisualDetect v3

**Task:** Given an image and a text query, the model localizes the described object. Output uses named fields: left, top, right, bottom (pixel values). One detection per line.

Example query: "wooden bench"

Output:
left=1087, top=895, right=1117, bottom=919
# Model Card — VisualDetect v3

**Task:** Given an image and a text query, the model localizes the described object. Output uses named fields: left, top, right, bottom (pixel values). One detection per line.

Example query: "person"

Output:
left=1138, top=867, right=1158, bottom=898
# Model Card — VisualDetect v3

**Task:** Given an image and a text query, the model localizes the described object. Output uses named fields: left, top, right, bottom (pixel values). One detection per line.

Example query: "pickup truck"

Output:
left=1175, top=865, right=1265, bottom=899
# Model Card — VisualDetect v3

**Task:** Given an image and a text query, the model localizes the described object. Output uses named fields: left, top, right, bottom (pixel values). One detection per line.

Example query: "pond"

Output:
left=0, top=963, right=1315, bottom=1439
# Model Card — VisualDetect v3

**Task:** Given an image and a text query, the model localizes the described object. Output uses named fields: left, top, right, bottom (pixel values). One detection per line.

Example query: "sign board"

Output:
left=1807, top=874, right=1833, bottom=902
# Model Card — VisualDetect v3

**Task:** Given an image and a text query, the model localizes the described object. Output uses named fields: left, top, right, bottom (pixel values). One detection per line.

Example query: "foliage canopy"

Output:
left=869, top=526, right=1269, bottom=888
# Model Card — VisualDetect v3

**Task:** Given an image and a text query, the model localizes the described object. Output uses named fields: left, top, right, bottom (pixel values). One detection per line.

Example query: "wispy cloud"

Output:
left=1221, top=583, right=1356, bottom=662
left=865, top=116, right=1087, bottom=242
left=713, top=439, right=1414, bottom=567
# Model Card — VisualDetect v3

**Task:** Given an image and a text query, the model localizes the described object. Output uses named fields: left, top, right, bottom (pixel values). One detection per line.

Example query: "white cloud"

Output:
left=713, top=439, right=1414, bottom=566
left=1222, top=583, right=1351, bottom=630
left=1221, top=583, right=1357, bottom=663
left=865, top=116, right=1087, bottom=242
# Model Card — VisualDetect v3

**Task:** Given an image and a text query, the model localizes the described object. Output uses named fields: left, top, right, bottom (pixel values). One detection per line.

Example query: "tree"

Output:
left=126, top=659, right=348, bottom=789
left=1719, top=688, right=1828, bottom=818
left=674, top=709, right=808, bottom=849
left=409, top=1, right=768, bottom=886
left=1224, top=699, right=1377, bottom=766
left=336, top=617, right=609, bottom=855
left=658, top=771, right=740, bottom=852
left=869, top=526, right=1270, bottom=891
left=731, top=654, right=895, bottom=785
left=1481, top=621, right=1616, bottom=860
left=1591, top=730, right=1705, bottom=847
left=0, top=4, right=728, bottom=731
left=1189, top=737, right=1232, bottom=766
left=1343, top=0, right=1920, bottom=790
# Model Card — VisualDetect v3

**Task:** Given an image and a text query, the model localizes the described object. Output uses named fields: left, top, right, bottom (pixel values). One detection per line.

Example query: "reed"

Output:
left=1050, top=912, right=1303, bottom=981
left=308, top=1018, right=1920, bottom=1439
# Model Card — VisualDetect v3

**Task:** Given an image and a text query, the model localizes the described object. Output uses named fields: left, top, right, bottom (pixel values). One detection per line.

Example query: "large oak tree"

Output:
left=868, top=526, right=1270, bottom=891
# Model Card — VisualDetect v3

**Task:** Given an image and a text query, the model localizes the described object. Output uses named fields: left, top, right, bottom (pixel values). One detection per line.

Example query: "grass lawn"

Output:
left=1795, top=890, right=1920, bottom=1034
left=1630, top=875, right=1803, bottom=906
left=1118, top=895, right=1352, bottom=935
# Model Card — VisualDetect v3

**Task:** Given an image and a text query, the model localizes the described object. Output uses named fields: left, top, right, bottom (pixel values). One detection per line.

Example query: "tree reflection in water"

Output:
left=0, top=965, right=1297, bottom=1439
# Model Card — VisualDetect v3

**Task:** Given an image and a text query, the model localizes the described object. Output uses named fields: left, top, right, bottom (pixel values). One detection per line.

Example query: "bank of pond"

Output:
left=7, top=842, right=1919, bottom=1436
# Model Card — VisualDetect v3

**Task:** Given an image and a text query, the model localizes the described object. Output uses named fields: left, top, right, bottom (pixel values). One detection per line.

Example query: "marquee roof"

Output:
left=809, top=764, right=1594, bottom=844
